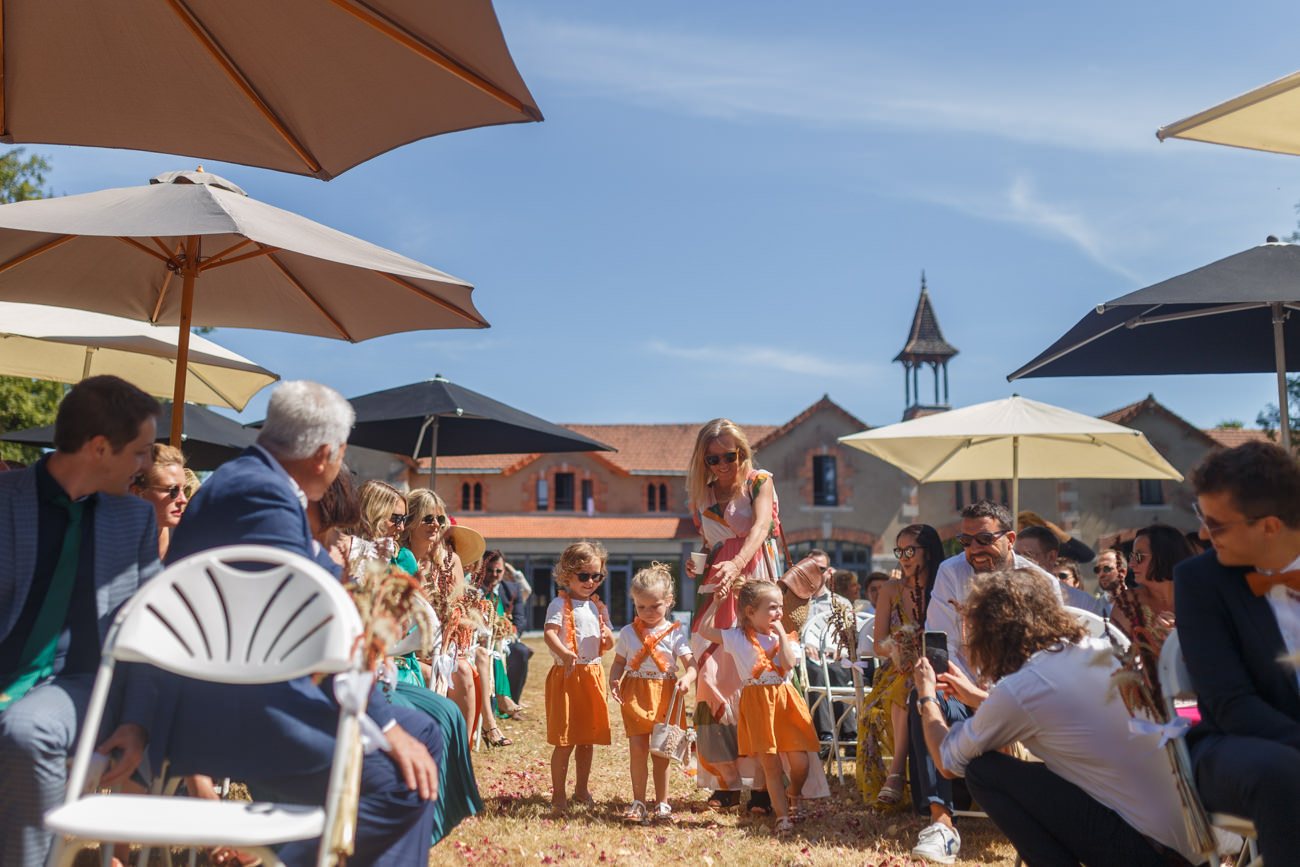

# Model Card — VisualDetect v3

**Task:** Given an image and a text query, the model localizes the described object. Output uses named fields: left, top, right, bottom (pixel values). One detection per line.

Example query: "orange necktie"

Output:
left=1245, top=570, right=1300, bottom=597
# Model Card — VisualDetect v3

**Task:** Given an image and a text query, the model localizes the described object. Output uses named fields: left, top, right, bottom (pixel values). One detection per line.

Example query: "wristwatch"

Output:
left=918, top=695, right=942, bottom=709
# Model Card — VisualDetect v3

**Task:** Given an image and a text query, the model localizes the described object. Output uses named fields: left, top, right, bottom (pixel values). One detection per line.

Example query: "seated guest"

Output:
left=130, top=443, right=189, bottom=560
left=1015, top=525, right=1105, bottom=615
left=1094, top=547, right=1127, bottom=603
left=493, top=554, right=534, bottom=704
left=802, top=550, right=856, bottom=749
left=863, top=571, right=890, bottom=614
left=0, top=375, right=162, bottom=867
left=834, top=569, right=865, bottom=612
left=1177, top=441, right=1300, bottom=865
left=914, top=568, right=1202, bottom=866
left=163, top=381, right=443, bottom=866
left=1111, top=523, right=1196, bottom=649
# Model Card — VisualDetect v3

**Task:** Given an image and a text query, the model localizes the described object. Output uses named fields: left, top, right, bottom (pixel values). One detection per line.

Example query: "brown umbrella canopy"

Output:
left=0, top=0, right=542, bottom=180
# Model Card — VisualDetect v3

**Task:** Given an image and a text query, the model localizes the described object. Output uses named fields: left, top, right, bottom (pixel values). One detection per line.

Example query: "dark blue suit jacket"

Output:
left=498, top=580, right=528, bottom=633
left=160, top=446, right=397, bottom=780
left=1174, top=549, right=1300, bottom=752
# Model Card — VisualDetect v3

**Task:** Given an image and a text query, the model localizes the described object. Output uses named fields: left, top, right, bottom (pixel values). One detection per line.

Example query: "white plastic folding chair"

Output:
left=44, top=545, right=366, bottom=867
left=801, top=609, right=873, bottom=783
left=1064, top=605, right=1131, bottom=650
left=1158, top=631, right=1261, bottom=867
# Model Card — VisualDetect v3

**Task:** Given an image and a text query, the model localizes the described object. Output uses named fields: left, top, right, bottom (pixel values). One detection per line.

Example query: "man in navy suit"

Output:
left=486, top=552, right=533, bottom=703
left=163, top=381, right=442, bottom=866
left=0, top=376, right=162, bottom=867
left=1176, top=441, right=1300, bottom=865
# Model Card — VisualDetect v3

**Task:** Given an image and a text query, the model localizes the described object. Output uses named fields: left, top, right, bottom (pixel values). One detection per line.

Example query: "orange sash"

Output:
left=627, top=619, right=681, bottom=673
left=745, top=627, right=786, bottom=679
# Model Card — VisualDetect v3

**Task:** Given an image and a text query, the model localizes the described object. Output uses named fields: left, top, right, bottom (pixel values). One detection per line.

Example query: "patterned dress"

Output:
left=856, top=588, right=921, bottom=807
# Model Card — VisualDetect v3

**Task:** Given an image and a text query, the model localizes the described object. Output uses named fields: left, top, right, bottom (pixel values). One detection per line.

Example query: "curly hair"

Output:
left=631, top=561, right=674, bottom=602
left=735, top=579, right=781, bottom=630
left=964, top=568, right=1087, bottom=683
left=553, top=540, right=608, bottom=591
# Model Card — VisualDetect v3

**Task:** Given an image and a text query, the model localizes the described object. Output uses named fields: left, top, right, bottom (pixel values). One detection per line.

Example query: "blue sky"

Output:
left=27, top=1, right=1300, bottom=433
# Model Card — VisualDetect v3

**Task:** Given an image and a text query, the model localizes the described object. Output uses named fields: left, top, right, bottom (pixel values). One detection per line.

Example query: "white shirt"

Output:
left=613, top=621, right=692, bottom=675
left=807, top=589, right=852, bottom=623
left=545, top=595, right=604, bottom=663
left=939, top=638, right=1201, bottom=864
left=1263, top=551, right=1300, bottom=690
left=719, top=627, right=790, bottom=685
left=927, top=551, right=1063, bottom=680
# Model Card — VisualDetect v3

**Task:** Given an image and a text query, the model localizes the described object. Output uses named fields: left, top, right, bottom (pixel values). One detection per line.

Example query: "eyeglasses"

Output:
left=1131, top=551, right=1148, bottom=564
left=1094, top=564, right=1118, bottom=575
left=956, top=530, right=1009, bottom=548
left=893, top=545, right=918, bottom=559
left=420, top=513, right=449, bottom=527
left=575, top=572, right=606, bottom=583
left=389, top=513, right=410, bottom=528
left=147, top=484, right=183, bottom=500
left=704, top=451, right=739, bottom=467
left=1054, top=572, right=1074, bottom=581
left=1192, top=502, right=1259, bottom=538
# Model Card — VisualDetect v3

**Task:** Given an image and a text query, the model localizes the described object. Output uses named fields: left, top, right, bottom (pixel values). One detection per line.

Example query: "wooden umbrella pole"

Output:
left=170, top=236, right=198, bottom=445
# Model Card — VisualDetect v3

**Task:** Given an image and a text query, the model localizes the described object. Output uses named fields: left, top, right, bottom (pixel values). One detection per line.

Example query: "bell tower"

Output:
left=894, top=272, right=959, bottom=421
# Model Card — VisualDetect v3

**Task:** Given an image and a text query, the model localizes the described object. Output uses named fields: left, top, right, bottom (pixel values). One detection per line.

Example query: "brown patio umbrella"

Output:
left=0, top=169, right=486, bottom=444
left=0, top=0, right=542, bottom=180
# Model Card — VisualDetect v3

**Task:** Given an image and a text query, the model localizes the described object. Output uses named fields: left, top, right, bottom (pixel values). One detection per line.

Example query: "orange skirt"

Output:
left=619, top=676, right=677, bottom=737
left=737, top=682, right=819, bottom=756
left=546, top=663, right=612, bottom=747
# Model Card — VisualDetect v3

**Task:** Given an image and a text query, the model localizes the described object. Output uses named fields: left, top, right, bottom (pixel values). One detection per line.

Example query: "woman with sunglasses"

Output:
left=684, top=418, right=784, bottom=811
left=1110, top=523, right=1197, bottom=650
left=857, top=524, right=945, bottom=809
left=130, top=442, right=189, bottom=559
left=403, top=488, right=518, bottom=746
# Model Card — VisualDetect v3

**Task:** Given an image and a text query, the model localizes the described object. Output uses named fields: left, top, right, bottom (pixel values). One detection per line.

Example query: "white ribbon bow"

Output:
left=1127, top=715, right=1191, bottom=750
left=333, top=670, right=391, bottom=754
left=839, top=659, right=874, bottom=671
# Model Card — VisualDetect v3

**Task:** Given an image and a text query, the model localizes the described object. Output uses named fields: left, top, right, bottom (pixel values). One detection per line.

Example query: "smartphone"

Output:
left=922, top=630, right=950, bottom=674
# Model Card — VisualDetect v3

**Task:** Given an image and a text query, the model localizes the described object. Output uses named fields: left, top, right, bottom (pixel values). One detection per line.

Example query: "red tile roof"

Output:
left=458, top=515, right=697, bottom=541
left=419, top=423, right=776, bottom=476
left=1203, top=428, right=1275, bottom=448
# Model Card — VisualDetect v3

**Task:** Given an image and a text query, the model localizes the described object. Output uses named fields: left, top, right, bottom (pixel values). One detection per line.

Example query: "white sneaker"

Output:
left=912, top=821, right=961, bottom=864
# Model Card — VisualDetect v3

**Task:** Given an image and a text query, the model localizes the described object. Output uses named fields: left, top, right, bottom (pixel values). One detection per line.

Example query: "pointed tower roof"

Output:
left=894, top=272, right=959, bottom=363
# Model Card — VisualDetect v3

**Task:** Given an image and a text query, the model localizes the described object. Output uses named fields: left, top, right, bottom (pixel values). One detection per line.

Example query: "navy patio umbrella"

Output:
left=344, top=375, right=616, bottom=484
left=1009, top=238, right=1300, bottom=451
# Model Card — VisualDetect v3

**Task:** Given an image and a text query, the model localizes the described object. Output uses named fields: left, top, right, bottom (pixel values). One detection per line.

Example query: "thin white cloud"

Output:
left=647, top=340, right=882, bottom=379
left=509, top=16, right=1167, bottom=154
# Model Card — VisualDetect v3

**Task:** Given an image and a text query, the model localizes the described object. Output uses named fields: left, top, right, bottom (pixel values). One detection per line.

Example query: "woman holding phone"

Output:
left=684, top=418, right=785, bottom=812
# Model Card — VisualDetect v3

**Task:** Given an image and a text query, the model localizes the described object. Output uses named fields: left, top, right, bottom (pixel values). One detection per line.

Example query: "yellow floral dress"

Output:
left=856, top=591, right=920, bottom=808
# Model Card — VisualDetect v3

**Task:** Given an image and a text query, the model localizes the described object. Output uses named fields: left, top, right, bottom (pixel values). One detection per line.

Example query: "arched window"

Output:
left=658, top=483, right=668, bottom=512
left=461, top=482, right=471, bottom=511
left=955, top=480, right=964, bottom=510
left=473, top=482, right=483, bottom=511
left=647, top=482, right=657, bottom=512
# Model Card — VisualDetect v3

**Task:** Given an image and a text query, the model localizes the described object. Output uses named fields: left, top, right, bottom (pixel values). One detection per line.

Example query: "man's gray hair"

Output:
left=256, top=381, right=354, bottom=460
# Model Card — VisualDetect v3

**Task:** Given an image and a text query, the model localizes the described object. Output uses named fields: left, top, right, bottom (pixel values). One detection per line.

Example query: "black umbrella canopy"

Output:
left=0, top=402, right=256, bottom=470
left=1009, top=238, right=1300, bottom=448
left=345, top=375, right=616, bottom=462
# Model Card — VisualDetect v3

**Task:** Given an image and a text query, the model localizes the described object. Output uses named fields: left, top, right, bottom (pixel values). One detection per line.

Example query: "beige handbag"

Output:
left=649, top=688, right=694, bottom=763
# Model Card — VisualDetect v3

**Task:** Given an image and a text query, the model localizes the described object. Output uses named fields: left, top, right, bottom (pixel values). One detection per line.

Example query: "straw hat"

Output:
left=447, top=516, right=485, bottom=568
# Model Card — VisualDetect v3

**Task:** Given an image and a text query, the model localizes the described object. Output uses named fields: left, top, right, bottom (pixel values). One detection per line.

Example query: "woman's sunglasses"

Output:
left=893, top=545, right=918, bottom=559
left=148, top=484, right=183, bottom=501
left=389, top=513, right=410, bottom=528
left=704, top=451, right=739, bottom=467
left=420, top=513, right=449, bottom=527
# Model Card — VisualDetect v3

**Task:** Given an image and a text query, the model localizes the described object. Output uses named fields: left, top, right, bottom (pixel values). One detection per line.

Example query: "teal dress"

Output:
left=386, top=683, right=483, bottom=842
left=391, top=546, right=426, bottom=688
left=489, top=589, right=512, bottom=717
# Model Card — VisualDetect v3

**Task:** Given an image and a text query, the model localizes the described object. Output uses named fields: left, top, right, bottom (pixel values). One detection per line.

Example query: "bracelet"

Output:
left=918, top=695, right=942, bottom=710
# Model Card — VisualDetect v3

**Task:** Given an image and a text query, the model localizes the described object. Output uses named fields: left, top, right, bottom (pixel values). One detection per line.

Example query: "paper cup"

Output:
left=690, top=552, right=708, bottom=574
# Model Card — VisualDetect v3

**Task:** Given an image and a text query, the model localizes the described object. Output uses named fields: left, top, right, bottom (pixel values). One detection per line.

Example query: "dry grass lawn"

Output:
left=438, top=638, right=1019, bottom=866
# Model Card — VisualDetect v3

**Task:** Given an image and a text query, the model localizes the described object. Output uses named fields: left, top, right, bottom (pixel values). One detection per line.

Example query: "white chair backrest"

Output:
left=388, top=594, right=441, bottom=658
left=1158, top=630, right=1194, bottom=712
left=856, top=614, right=875, bottom=657
left=1065, top=605, right=1131, bottom=651
left=111, top=545, right=362, bottom=683
left=800, top=609, right=833, bottom=651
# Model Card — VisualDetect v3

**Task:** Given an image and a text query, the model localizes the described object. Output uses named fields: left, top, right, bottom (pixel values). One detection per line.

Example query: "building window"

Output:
left=461, top=482, right=471, bottom=511
left=984, top=480, right=994, bottom=502
left=472, top=482, right=482, bottom=511
left=658, top=483, right=668, bottom=512
left=647, top=482, right=657, bottom=512
left=554, top=472, right=575, bottom=511
left=999, top=481, right=1009, bottom=507
left=1138, top=479, right=1164, bottom=506
left=969, top=481, right=978, bottom=504
left=954, top=481, right=964, bottom=510
left=536, top=478, right=548, bottom=511
left=581, top=479, right=593, bottom=513
left=812, top=455, right=838, bottom=506
left=462, top=482, right=483, bottom=512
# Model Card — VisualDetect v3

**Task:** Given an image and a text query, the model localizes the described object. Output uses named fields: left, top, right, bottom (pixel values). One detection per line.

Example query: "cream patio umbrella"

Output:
left=0, top=0, right=542, bottom=180
left=0, top=301, right=276, bottom=410
left=0, top=168, right=486, bottom=444
left=838, top=395, right=1182, bottom=519
left=1157, top=69, right=1300, bottom=157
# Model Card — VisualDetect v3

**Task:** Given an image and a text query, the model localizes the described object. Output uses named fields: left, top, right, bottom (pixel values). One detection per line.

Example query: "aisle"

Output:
left=436, top=638, right=1017, bottom=866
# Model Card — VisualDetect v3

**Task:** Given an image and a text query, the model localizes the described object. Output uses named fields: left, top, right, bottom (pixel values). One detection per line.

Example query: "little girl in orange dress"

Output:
left=609, top=562, right=698, bottom=824
left=543, top=540, right=615, bottom=817
left=696, top=579, right=820, bottom=835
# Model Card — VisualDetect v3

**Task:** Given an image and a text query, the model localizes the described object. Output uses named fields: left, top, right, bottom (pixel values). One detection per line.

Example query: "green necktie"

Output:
left=0, top=495, right=84, bottom=710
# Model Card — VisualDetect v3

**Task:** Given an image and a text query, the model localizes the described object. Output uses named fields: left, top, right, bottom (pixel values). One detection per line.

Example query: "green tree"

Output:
left=0, top=147, right=61, bottom=463
left=1255, top=374, right=1300, bottom=441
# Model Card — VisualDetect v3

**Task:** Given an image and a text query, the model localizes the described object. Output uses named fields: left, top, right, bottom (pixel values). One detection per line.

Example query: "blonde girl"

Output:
left=544, top=540, right=616, bottom=816
left=608, top=563, right=698, bottom=823
left=696, top=580, right=820, bottom=835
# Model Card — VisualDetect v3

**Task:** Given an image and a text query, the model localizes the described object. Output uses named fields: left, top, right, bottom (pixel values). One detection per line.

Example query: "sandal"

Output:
left=748, top=790, right=772, bottom=816
left=621, top=800, right=648, bottom=824
left=706, top=789, right=740, bottom=810
left=483, top=726, right=512, bottom=747
left=774, top=816, right=795, bottom=836
left=788, top=796, right=805, bottom=822
left=653, top=801, right=673, bottom=822
left=876, top=773, right=904, bottom=805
